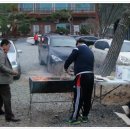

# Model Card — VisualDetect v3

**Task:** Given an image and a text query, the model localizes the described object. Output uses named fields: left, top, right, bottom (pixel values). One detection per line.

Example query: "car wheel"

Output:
left=47, top=58, right=51, bottom=73
left=47, top=57, right=55, bottom=73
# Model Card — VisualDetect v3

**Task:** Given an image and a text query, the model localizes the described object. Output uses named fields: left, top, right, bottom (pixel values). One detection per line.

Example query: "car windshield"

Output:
left=9, top=43, right=15, bottom=53
left=95, top=41, right=109, bottom=50
left=50, top=37, right=76, bottom=47
left=84, top=37, right=98, bottom=40
left=121, top=41, right=130, bottom=52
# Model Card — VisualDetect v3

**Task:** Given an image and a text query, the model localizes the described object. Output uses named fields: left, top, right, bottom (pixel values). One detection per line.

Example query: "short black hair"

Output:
left=1, top=39, right=10, bottom=46
left=76, top=38, right=85, bottom=46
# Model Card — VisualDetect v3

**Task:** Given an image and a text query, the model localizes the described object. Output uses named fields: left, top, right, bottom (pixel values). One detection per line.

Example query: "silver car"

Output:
left=0, top=40, right=22, bottom=79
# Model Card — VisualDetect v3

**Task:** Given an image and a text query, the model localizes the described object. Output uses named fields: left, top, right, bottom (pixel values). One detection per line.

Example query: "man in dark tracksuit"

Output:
left=64, top=39, right=94, bottom=124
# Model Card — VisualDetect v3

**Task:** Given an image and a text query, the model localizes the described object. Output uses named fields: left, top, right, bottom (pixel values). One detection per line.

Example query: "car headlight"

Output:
left=51, top=55, right=62, bottom=62
left=119, top=56, right=129, bottom=64
left=11, top=61, right=17, bottom=66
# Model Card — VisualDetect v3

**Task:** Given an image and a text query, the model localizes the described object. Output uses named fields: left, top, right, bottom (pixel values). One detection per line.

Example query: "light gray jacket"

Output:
left=0, top=48, right=14, bottom=84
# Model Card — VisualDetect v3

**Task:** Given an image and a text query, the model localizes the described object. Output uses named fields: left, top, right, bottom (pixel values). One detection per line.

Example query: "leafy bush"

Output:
left=56, top=27, right=69, bottom=34
left=80, top=25, right=90, bottom=35
left=18, top=22, right=30, bottom=35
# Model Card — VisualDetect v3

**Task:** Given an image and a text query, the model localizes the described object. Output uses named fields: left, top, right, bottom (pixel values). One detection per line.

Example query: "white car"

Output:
left=0, top=40, right=22, bottom=79
left=91, top=39, right=130, bottom=68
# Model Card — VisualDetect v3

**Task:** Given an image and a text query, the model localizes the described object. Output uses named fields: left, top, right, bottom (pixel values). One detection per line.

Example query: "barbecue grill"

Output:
left=29, top=76, right=74, bottom=115
left=29, top=76, right=74, bottom=93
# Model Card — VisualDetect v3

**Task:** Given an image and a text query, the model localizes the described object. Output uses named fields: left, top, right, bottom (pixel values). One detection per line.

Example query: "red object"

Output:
left=76, top=75, right=81, bottom=88
left=34, top=34, right=38, bottom=40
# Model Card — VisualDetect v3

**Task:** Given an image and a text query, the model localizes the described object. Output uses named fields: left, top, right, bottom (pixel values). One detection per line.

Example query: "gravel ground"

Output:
left=0, top=38, right=130, bottom=127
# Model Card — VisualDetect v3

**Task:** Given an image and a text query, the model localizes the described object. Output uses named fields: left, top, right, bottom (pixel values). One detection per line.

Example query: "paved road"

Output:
left=15, top=38, right=53, bottom=77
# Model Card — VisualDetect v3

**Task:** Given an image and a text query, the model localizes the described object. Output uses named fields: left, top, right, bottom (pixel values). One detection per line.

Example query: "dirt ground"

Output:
left=0, top=75, right=130, bottom=127
left=95, top=85, right=130, bottom=105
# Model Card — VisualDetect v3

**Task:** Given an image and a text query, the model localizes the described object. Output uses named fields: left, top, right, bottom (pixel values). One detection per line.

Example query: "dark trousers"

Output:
left=0, top=84, right=13, bottom=119
left=35, top=40, right=38, bottom=45
left=126, top=101, right=130, bottom=108
left=71, top=73, right=94, bottom=120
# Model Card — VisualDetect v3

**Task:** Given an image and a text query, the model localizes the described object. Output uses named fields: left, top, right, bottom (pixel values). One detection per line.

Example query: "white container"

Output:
left=116, top=65, right=130, bottom=81
left=122, top=66, right=130, bottom=81
left=116, top=65, right=123, bottom=79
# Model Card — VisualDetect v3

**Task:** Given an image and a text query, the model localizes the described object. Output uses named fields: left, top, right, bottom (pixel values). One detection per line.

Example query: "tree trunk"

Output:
left=97, top=9, right=130, bottom=77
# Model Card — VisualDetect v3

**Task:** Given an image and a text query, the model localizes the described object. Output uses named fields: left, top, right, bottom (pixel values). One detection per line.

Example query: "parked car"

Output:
left=91, top=39, right=130, bottom=68
left=38, top=34, right=76, bottom=75
left=0, top=40, right=22, bottom=79
left=75, top=35, right=99, bottom=46
left=70, top=35, right=80, bottom=39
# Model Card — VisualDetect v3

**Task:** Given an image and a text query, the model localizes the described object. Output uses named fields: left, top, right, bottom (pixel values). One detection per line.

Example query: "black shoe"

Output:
left=127, top=114, right=130, bottom=118
left=80, top=116, right=88, bottom=123
left=6, top=117, right=21, bottom=122
left=65, top=119, right=81, bottom=125
left=0, top=110, right=5, bottom=115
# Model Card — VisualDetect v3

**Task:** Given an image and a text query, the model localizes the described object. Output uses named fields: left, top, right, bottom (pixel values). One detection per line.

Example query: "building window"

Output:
left=19, top=3, right=95, bottom=12
left=74, top=3, right=95, bottom=11
left=73, top=25, right=80, bottom=34
left=55, top=3, right=69, bottom=10
left=33, top=25, right=39, bottom=34
left=20, top=3, right=33, bottom=11
left=44, top=25, right=51, bottom=33
left=36, top=3, right=52, bottom=12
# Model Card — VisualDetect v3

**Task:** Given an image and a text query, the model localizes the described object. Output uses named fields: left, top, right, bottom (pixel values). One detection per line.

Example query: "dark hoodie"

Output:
left=64, top=44, right=94, bottom=75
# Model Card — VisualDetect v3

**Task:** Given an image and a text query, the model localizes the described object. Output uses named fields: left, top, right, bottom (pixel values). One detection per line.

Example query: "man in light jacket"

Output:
left=0, top=39, right=20, bottom=122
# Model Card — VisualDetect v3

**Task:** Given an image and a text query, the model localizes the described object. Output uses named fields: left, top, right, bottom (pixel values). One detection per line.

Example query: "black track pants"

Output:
left=71, top=73, right=94, bottom=120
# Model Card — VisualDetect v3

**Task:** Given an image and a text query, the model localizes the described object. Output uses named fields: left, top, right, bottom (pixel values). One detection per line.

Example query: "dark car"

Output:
left=38, top=34, right=76, bottom=75
left=75, top=35, right=99, bottom=46
left=70, top=35, right=80, bottom=39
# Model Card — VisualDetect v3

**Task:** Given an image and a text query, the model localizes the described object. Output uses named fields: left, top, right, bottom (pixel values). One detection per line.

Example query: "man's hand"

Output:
left=64, top=69, right=74, bottom=76
left=64, top=69, right=68, bottom=73
left=12, top=71, right=18, bottom=76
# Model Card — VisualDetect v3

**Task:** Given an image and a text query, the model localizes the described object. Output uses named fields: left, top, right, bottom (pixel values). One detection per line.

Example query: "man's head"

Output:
left=76, top=38, right=85, bottom=46
left=0, top=39, right=10, bottom=53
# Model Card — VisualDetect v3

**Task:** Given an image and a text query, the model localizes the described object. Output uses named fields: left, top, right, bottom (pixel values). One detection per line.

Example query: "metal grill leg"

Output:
left=100, top=85, right=102, bottom=104
left=91, top=83, right=96, bottom=109
left=28, top=93, right=32, bottom=117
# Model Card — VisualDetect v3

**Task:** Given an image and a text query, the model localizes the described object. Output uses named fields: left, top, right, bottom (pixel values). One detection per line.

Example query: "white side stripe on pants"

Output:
left=72, top=87, right=80, bottom=119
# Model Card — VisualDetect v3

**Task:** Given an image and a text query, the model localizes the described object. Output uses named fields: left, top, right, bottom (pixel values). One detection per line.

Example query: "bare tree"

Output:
left=97, top=3, right=125, bottom=38
left=97, top=9, right=130, bottom=76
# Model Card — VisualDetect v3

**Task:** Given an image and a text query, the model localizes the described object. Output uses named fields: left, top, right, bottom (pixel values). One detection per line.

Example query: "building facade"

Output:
left=18, top=3, right=99, bottom=35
